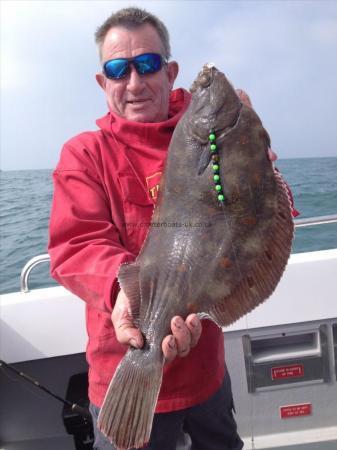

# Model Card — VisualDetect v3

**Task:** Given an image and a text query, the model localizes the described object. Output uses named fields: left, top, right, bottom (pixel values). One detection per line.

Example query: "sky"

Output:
left=1, top=0, right=337, bottom=170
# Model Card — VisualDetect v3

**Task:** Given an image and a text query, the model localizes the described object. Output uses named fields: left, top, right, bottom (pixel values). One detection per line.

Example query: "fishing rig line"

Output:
left=0, top=359, right=92, bottom=422
left=209, top=131, right=225, bottom=204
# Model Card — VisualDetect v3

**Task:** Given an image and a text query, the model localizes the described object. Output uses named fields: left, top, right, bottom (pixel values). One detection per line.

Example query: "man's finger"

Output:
left=171, top=316, right=191, bottom=357
left=268, top=148, right=278, bottom=162
left=115, top=320, right=143, bottom=348
left=236, top=88, right=252, bottom=108
left=111, top=289, right=144, bottom=348
left=185, top=314, right=202, bottom=348
left=162, top=335, right=177, bottom=363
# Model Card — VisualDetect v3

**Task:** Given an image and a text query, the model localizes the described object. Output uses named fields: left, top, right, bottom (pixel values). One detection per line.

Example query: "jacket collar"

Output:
left=96, top=88, right=191, bottom=152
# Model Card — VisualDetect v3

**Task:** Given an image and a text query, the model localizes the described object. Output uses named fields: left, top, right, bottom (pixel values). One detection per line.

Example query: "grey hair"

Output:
left=95, top=7, right=171, bottom=61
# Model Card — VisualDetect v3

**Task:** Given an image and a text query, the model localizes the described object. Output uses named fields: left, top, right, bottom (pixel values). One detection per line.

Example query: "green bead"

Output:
left=209, top=133, right=216, bottom=141
left=213, top=174, right=220, bottom=182
left=218, top=194, right=225, bottom=201
left=212, top=164, right=219, bottom=172
left=215, top=184, right=222, bottom=192
left=210, top=144, right=217, bottom=152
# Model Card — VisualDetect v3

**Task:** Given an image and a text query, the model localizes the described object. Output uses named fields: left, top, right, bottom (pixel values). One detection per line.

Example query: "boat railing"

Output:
left=293, top=214, right=337, bottom=228
left=20, top=254, right=51, bottom=293
left=20, top=214, right=337, bottom=293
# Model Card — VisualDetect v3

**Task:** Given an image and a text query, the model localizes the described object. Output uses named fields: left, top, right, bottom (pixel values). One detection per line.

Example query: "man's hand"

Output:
left=236, top=88, right=253, bottom=108
left=111, top=289, right=144, bottom=348
left=111, top=289, right=202, bottom=363
left=162, top=314, right=202, bottom=363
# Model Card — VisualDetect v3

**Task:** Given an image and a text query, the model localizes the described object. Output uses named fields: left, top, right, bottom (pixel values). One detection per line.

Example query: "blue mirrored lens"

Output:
left=104, top=59, right=128, bottom=79
left=103, top=53, right=163, bottom=79
left=134, top=53, right=162, bottom=75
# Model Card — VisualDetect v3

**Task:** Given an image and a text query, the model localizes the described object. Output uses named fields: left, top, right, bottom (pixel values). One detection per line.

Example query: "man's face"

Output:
left=96, top=24, right=179, bottom=123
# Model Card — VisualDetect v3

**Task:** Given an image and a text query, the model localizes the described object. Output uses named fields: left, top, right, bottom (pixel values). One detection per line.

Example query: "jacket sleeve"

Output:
left=48, top=144, right=136, bottom=313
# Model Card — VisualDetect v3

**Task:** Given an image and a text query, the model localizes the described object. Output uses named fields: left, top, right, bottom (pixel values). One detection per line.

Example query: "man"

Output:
left=49, top=7, right=296, bottom=450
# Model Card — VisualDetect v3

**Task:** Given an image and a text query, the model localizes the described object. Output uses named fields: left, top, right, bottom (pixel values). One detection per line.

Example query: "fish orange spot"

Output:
left=220, top=257, right=232, bottom=269
left=187, top=302, right=198, bottom=313
left=242, top=215, right=257, bottom=226
left=238, top=135, right=249, bottom=145
left=208, top=206, right=218, bottom=215
left=173, top=186, right=183, bottom=194
left=253, top=173, right=261, bottom=184
left=229, top=188, right=240, bottom=205
left=177, top=264, right=188, bottom=273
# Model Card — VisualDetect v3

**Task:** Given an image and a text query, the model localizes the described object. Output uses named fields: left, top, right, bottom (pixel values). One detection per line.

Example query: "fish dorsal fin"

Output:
left=206, top=170, right=294, bottom=327
left=118, top=262, right=141, bottom=326
left=197, top=146, right=212, bottom=175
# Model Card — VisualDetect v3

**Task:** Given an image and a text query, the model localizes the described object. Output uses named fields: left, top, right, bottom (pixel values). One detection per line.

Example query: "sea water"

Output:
left=1, top=157, right=336, bottom=294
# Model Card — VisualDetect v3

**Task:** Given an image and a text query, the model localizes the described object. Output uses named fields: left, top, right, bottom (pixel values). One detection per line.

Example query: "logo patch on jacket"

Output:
left=146, top=171, right=162, bottom=202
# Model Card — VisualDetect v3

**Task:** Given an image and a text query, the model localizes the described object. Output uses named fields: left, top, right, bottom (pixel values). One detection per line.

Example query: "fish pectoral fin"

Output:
left=197, top=145, right=212, bottom=175
left=207, top=170, right=294, bottom=327
left=98, top=348, right=164, bottom=449
left=118, top=262, right=141, bottom=326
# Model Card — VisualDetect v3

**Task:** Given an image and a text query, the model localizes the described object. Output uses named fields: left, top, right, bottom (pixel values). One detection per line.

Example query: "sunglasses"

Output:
left=103, top=53, right=167, bottom=80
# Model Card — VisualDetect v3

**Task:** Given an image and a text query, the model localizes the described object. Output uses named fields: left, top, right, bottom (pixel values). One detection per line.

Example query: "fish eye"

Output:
left=199, top=73, right=211, bottom=88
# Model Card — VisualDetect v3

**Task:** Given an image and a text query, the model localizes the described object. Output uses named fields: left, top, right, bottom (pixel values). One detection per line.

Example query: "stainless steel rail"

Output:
left=20, top=254, right=51, bottom=293
left=19, top=214, right=337, bottom=293
left=293, top=214, right=337, bottom=228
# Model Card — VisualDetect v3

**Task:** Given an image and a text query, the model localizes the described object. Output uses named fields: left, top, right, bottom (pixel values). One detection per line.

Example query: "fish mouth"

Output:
left=189, top=63, right=242, bottom=144
left=190, top=63, right=216, bottom=94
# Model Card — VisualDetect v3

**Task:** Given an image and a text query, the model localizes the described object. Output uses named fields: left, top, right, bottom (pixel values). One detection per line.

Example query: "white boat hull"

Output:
left=1, top=249, right=337, bottom=449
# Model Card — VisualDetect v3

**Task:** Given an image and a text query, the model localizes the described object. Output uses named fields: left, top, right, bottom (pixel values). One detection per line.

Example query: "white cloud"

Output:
left=1, top=51, right=33, bottom=90
left=310, top=18, right=337, bottom=44
left=1, top=0, right=337, bottom=169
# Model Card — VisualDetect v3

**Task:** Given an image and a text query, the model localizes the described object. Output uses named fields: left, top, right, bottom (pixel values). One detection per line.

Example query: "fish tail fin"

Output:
left=98, top=347, right=163, bottom=449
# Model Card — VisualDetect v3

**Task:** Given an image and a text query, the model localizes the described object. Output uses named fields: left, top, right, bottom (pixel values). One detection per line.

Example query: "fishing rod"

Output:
left=0, top=359, right=92, bottom=422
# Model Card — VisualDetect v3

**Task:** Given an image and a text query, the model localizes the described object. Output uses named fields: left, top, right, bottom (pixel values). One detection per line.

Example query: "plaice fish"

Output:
left=98, top=64, right=294, bottom=448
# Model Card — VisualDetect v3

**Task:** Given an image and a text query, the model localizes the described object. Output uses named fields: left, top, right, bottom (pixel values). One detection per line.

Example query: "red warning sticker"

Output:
left=280, top=403, right=312, bottom=419
left=271, top=364, right=304, bottom=380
